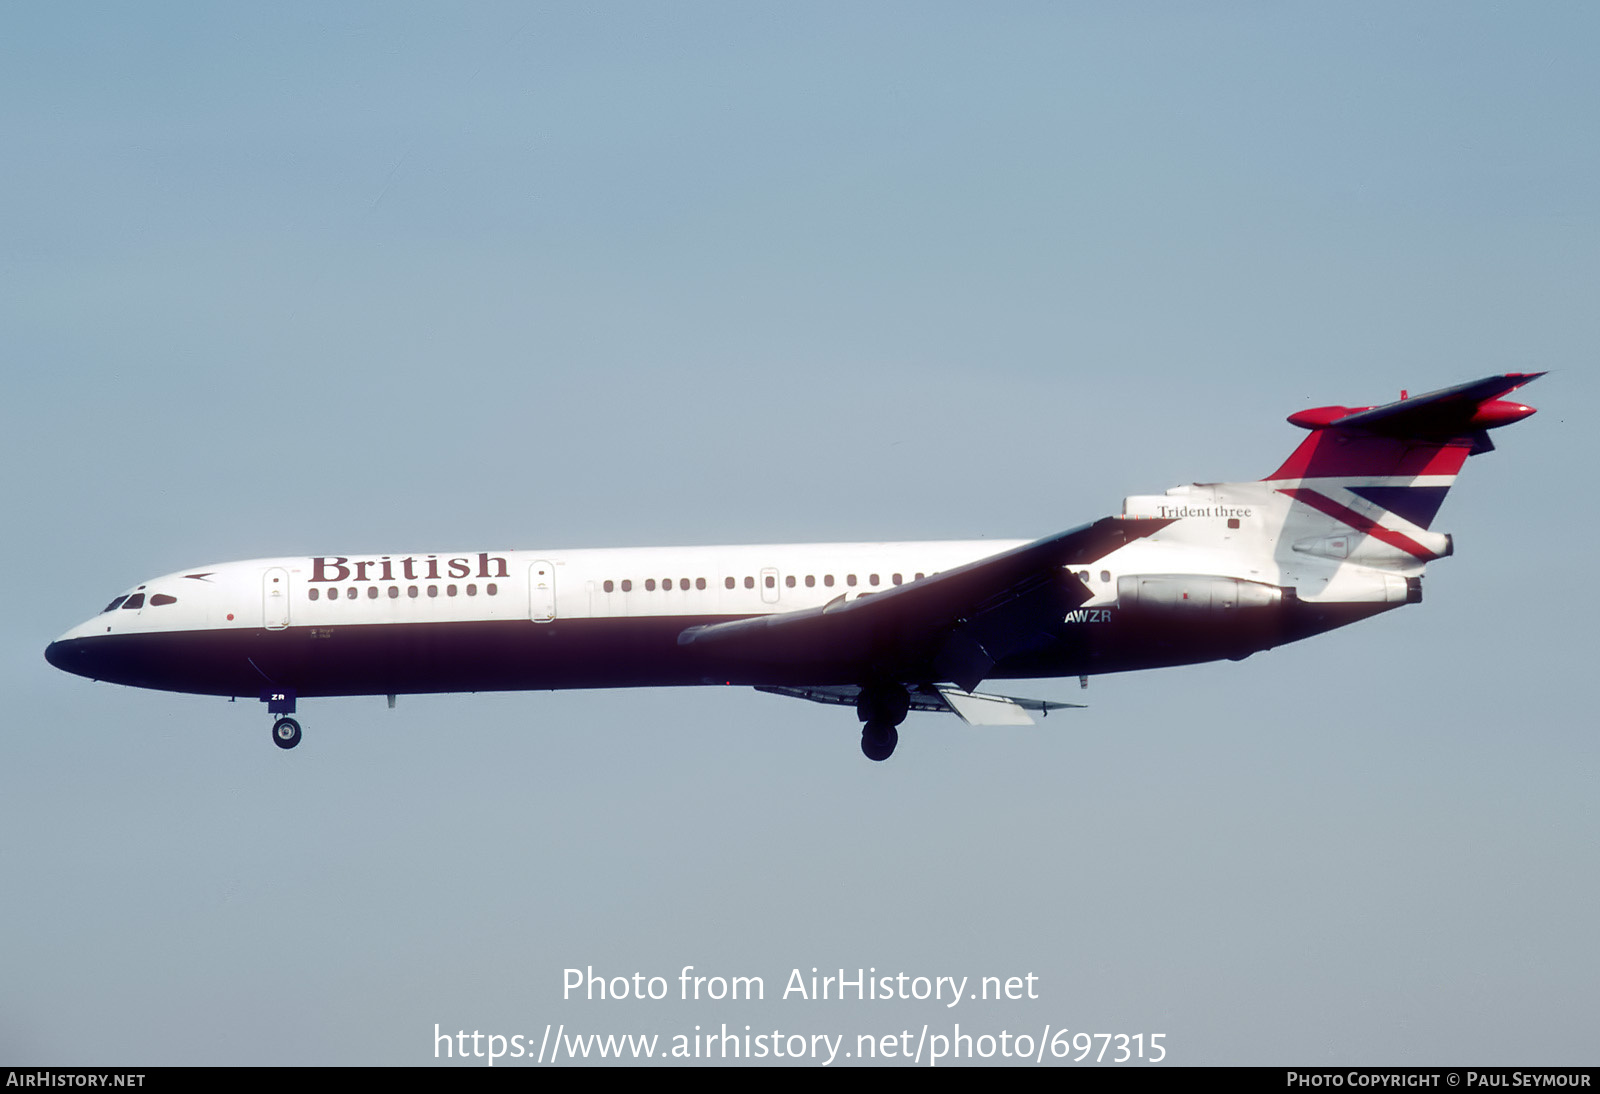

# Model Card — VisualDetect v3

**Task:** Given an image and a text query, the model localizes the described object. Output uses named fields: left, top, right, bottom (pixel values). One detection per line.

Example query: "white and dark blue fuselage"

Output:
left=47, top=539, right=1098, bottom=698
left=44, top=533, right=1370, bottom=706
left=44, top=373, right=1544, bottom=760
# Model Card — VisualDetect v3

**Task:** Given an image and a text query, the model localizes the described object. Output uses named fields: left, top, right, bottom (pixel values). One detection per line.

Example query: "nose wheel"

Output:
left=272, top=717, right=302, bottom=750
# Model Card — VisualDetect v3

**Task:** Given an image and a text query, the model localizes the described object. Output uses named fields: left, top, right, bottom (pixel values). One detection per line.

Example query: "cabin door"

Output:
left=264, top=567, right=290, bottom=630
left=529, top=561, right=556, bottom=622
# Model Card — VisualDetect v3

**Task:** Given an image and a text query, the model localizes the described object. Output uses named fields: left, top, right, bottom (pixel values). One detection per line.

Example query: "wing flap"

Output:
left=937, top=687, right=1071, bottom=725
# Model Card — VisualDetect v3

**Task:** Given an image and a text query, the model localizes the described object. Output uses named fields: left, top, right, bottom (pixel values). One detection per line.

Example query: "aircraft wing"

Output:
left=757, top=683, right=1085, bottom=726
left=679, top=516, right=1172, bottom=691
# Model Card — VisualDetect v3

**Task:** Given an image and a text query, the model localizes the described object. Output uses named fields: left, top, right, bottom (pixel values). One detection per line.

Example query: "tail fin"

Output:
left=1118, top=373, right=1543, bottom=613
left=1264, top=373, right=1543, bottom=540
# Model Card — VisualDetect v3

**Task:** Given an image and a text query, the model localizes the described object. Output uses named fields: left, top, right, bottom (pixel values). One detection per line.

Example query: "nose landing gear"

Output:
left=272, top=717, right=302, bottom=749
left=261, top=688, right=302, bottom=750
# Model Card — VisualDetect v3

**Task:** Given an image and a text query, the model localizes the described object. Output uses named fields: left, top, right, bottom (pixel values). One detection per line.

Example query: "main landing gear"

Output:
left=857, top=682, right=910, bottom=762
left=861, top=722, right=898, bottom=762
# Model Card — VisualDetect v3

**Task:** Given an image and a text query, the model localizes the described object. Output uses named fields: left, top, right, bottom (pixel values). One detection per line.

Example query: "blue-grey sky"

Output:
left=4, top=3, right=1594, bottom=1066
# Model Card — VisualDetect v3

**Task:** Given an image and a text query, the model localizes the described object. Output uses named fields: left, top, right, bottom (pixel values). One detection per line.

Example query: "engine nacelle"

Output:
left=1116, top=574, right=1285, bottom=616
left=1292, top=530, right=1452, bottom=567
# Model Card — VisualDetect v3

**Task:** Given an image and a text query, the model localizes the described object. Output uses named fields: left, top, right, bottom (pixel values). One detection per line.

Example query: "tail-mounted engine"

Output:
left=1291, top=530, right=1453, bottom=567
left=1115, top=574, right=1287, bottom=616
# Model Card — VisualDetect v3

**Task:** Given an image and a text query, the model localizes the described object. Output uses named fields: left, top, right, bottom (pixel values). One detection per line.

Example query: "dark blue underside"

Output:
left=45, top=597, right=1385, bottom=701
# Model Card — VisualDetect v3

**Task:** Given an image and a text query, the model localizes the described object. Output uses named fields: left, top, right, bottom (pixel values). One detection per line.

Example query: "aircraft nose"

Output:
left=45, top=638, right=92, bottom=678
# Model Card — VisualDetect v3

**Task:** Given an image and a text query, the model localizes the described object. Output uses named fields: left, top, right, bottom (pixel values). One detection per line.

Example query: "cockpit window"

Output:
left=150, top=594, right=177, bottom=607
left=103, top=596, right=129, bottom=613
left=121, top=593, right=145, bottom=610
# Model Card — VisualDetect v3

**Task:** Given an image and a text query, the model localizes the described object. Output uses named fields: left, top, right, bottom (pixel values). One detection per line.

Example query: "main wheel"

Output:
left=272, top=717, right=302, bottom=750
left=860, top=721, right=898, bottom=762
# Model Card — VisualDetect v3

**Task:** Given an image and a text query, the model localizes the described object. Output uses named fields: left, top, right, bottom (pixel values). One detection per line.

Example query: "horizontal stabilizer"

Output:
left=1268, top=372, right=1544, bottom=483
left=1287, top=373, right=1543, bottom=437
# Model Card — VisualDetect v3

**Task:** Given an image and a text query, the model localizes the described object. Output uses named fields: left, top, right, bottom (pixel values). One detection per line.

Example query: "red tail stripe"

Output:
left=1278, top=488, right=1440, bottom=559
left=1267, top=433, right=1472, bottom=481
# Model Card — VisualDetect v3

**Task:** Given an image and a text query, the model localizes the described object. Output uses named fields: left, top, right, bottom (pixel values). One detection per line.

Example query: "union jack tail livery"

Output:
left=1269, top=370, right=1542, bottom=523
left=1117, top=372, right=1542, bottom=629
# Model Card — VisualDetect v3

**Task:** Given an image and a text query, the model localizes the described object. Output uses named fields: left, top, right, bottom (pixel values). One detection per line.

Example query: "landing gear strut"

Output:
left=856, top=682, right=910, bottom=762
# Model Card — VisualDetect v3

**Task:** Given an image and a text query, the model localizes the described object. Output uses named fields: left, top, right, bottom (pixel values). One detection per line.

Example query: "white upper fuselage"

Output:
left=58, top=539, right=1055, bottom=642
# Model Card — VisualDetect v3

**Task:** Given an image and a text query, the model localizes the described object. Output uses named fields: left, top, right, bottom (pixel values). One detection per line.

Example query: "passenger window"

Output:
left=824, top=575, right=834, bottom=587
left=603, top=580, right=614, bottom=593
left=620, top=580, right=632, bottom=592
left=646, top=579, right=656, bottom=591
left=869, top=574, right=879, bottom=586
left=1101, top=570, right=1110, bottom=583
left=150, top=594, right=177, bottom=606
left=765, top=575, right=775, bottom=588
left=744, top=576, right=754, bottom=589
left=389, top=586, right=400, bottom=599
left=368, top=587, right=378, bottom=599
left=347, top=587, right=357, bottom=600
left=847, top=574, right=857, bottom=587
left=308, top=589, right=320, bottom=601
left=408, top=586, right=418, bottom=598
left=427, top=585, right=438, bottom=598
left=696, top=577, right=706, bottom=590
left=122, top=594, right=145, bottom=609
left=805, top=575, right=815, bottom=588
left=785, top=575, right=795, bottom=588
left=892, top=573, right=902, bottom=586
left=725, top=577, right=735, bottom=589
left=448, top=585, right=458, bottom=596
left=487, top=583, right=497, bottom=595
left=466, top=584, right=477, bottom=596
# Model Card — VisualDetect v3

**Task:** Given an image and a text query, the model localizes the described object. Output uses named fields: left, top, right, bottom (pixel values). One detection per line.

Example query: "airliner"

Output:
left=45, top=373, right=1542, bottom=760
